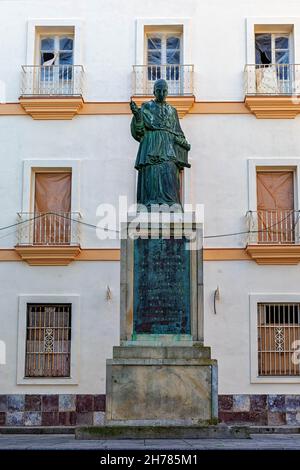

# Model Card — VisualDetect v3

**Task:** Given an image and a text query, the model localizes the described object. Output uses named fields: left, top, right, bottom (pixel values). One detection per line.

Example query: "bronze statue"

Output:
left=130, top=79, right=191, bottom=209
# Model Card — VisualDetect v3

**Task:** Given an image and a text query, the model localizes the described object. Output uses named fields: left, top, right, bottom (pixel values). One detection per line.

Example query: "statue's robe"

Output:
left=131, top=100, right=190, bottom=208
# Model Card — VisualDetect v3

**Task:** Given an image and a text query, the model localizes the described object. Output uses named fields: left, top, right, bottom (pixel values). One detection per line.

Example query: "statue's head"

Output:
left=154, top=79, right=168, bottom=103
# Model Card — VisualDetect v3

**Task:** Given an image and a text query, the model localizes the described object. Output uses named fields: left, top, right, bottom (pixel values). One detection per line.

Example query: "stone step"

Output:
left=75, top=424, right=250, bottom=440
left=113, top=345, right=211, bottom=359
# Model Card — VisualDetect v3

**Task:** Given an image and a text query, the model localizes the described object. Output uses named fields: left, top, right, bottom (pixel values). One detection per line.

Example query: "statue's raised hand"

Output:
left=130, top=99, right=142, bottom=121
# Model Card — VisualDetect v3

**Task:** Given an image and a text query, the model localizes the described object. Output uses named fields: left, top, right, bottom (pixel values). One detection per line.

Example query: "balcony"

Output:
left=246, top=210, right=300, bottom=264
left=15, top=212, right=81, bottom=265
left=132, top=64, right=195, bottom=118
left=244, top=64, right=300, bottom=118
left=19, top=65, right=85, bottom=120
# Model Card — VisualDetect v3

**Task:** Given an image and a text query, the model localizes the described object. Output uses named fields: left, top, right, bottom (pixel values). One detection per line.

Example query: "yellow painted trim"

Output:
left=79, top=102, right=132, bottom=115
left=0, top=101, right=252, bottom=116
left=190, top=102, right=250, bottom=114
left=246, top=244, right=300, bottom=265
left=0, top=247, right=252, bottom=262
left=4, top=246, right=298, bottom=264
left=203, top=248, right=251, bottom=261
left=0, top=249, right=22, bottom=261
left=0, top=104, right=26, bottom=115
left=131, top=95, right=195, bottom=118
left=76, top=249, right=120, bottom=261
left=245, top=96, right=300, bottom=119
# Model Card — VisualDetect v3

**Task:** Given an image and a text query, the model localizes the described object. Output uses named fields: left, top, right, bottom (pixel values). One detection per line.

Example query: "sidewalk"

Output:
left=0, top=434, right=300, bottom=450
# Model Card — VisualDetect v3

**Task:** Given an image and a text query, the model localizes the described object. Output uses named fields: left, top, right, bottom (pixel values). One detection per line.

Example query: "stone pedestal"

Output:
left=105, top=212, right=218, bottom=425
left=106, top=345, right=218, bottom=425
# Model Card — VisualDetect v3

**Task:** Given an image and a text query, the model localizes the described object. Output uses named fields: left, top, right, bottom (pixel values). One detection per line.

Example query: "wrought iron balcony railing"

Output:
left=246, top=210, right=300, bottom=245
left=16, top=212, right=81, bottom=246
left=21, top=65, right=85, bottom=96
left=244, top=64, right=300, bottom=95
left=133, top=64, right=194, bottom=96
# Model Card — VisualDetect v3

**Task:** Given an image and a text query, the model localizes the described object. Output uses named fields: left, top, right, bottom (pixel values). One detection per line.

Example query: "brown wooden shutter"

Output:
left=256, top=171, right=294, bottom=243
left=34, top=172, right=71, bottom=245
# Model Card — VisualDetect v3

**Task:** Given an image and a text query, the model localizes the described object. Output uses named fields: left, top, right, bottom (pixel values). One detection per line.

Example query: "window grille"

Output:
left=258, top=303, right=300, bottom=376
left=25, top=304, right=71, bottom=377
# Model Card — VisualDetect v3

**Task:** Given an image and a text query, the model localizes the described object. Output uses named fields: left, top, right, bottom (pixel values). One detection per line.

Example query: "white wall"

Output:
left=0, top=261, right=119, bottom=394
left=1, top=113, right=300, bottom=249
left=1, top=0, right=300, bottom=396
left=205, top=261, right=300, bottom=394
left=1, top=111, right=300, bottom=394
left=1, top=0, right=300, bottom=101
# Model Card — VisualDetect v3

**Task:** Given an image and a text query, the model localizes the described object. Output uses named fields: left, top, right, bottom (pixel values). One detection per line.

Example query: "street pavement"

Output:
left=0, top=434, right=300, bottom=450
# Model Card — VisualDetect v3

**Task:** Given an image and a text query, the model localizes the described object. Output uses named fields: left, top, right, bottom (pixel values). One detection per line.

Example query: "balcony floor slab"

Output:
left=14, top=245, right=81, bottom=266
left=19, top=96, right=84, bottom=120
left=246, top=244, right=300, bottom=264
left=245, top=96, right=300, bottom=119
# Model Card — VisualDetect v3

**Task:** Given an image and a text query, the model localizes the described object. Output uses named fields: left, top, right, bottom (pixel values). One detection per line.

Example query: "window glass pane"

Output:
left=147, top=37, right=161, bottom=50
left=148, top=51, right=161, bottom=65
left=60, top=37, right=73, bottom=51
left=275, top=50, right=289, bottom=64
left=59, top=52, right=73, bottom=65
left=41, top=37, right=55, bottom=51
left=167, top=36, right=180, bottom=50
left=255, top=34, right=271, bottom=64
left=275, top=36, right=289, bottom=49
left=167, top=50, right=180, bottom=64
left=41, top=52, right=55, bottom=65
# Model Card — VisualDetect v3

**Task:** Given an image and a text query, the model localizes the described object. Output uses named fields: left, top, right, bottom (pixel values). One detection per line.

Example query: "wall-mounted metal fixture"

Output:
left=106, top=285, right=112, bottom=301
left=214, top=286, right=220, bottom=315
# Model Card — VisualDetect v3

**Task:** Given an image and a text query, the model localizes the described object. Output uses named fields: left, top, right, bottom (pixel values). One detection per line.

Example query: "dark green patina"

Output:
left=130, top=79, right=191, bottom=208
left=130, top=80, right=192, bottom=336
left=133, top=237, right=191, bottom=334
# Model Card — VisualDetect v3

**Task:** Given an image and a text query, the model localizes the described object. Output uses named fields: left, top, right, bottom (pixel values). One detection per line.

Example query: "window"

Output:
left=25, top=304, right=71, bottom=377
left=256, top=171, right=295, bottom=243
left=255, top=33, right=292, bottom=93
left=258, top=303, right=300, bottom=376
left=40, top=35, right=74, bottom=68
left=255, top=33, right=290, bottom=65
left=145, top=28, right=182, bottom=94
left=38, top=34, right=74, bottom=93
left=33, top=172, right=72, bottom=245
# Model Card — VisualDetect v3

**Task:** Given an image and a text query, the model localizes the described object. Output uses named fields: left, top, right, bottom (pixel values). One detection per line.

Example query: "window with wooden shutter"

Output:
left=25, top=304, right=71, bottom=377
left=256, top=171, right=295, bottom=243
left=34, top=172, right=72, bottom=245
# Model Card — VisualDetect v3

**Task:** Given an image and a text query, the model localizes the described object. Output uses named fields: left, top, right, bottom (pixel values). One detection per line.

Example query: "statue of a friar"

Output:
left=130, top=79, right=191, bottom=209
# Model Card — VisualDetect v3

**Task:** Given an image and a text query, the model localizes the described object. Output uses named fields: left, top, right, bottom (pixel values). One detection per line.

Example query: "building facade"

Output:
left=0, top=0, right=300, bottom=427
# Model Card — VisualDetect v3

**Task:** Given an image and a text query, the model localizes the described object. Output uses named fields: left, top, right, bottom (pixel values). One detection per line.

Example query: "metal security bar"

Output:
left=21, top=65, right=85, bottom=96
left=258, top=303, right=300, bottom=376
left=25, top=304, right=71, bottom=377
left=133, top=64, right=194, bottom=95
left=244, top=64, right=300, bottom=95
left=16, top=212, right=81, bottom=246
left=247, top=210, right=300, bottom=244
